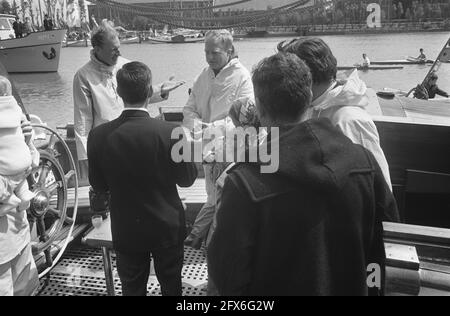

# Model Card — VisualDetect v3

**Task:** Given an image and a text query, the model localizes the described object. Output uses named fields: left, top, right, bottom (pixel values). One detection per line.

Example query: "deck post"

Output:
left=101, top=247, right=116, bottom=296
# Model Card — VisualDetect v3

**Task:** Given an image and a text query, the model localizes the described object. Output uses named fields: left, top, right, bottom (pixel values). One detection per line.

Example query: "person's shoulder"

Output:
left=75, top=60, right=94, bottom=78
left=192, top=67, right=211, bottom=86
left=90, top=118, right=116, bottom=139
left=147, top=117, right=179, bottom=133
left=196, top=66, right=211, bottom=79
left=230, top=59, right=251, bottom=74
left=227, top=164, right=295, bottom=203
left=333, top=105, right=375, bottom=126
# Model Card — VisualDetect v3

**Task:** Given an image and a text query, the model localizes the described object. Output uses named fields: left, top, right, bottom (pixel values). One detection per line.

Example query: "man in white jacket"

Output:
left=278, top=38, right=392, bottom=189
left=74, top=20, right=184, bottom=178
left=183, top=29, right=254, bottom=249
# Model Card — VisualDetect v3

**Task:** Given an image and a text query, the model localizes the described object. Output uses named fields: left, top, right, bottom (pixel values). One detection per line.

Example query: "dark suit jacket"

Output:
left=87, top=110, right=197, bottom=252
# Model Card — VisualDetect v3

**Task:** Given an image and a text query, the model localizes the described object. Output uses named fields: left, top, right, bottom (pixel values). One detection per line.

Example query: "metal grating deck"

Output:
left=36, top=245, right=208, bottom=296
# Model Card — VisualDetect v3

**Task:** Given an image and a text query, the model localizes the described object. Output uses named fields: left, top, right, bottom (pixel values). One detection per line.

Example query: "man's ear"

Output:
left=93, top=45, right=99, bottom=56
left=116, top=84, right=123, bottom=99
left=148, top=85, right=153, bottom=99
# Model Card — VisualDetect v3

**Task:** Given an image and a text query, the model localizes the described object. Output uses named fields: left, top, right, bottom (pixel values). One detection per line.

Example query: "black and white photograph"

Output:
left=0, top=0, right=449, bottom=300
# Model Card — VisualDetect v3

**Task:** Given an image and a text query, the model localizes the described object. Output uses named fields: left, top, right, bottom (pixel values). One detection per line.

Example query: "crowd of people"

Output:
left=1, top=18, right=402, bottom=296
left=10, top=14, right=54, bottom=39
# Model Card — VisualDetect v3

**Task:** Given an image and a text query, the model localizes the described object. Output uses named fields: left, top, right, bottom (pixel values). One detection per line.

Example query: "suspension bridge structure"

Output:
left=89, top=0, right=331, bottom=30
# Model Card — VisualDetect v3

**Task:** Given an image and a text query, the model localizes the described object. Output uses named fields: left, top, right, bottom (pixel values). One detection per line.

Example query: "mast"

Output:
left=38, top=0, right=43, bottom=28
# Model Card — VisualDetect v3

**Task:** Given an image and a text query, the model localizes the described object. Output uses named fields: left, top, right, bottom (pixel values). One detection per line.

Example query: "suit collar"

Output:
left=120, top=109, right=150, bottom=119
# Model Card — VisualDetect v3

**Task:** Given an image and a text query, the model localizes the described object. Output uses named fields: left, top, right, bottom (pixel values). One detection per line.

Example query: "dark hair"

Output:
left=117, top=62, right=153, bottom=105
left=252, top=52, right=312, bottom=122
left=278, top=38, right=337, bottom=84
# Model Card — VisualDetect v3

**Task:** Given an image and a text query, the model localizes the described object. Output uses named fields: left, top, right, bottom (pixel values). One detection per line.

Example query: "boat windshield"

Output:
left=0, top=18, right=11, bottom=30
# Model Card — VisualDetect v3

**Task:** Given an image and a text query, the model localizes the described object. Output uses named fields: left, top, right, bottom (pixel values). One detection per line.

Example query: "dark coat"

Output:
left=426, top=84, right=449, bottom=99
left=87, top=110, right=197, bottom=252
left=44, top=18, right=53, bottom=31
left=12, top=21, right=18, bottom=33
left=208, top=118, right=399, bottom=296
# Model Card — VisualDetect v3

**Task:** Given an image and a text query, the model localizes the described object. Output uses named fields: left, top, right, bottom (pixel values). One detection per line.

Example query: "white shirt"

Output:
left=183, top=58, right=254, bottom=130
left=123, top=108, right=149, bottom=113
left=363, top=56, right=371, bottom=67
left=73, top=51, right=165, bottom=160
left=0, top=175, right=30, bottom=264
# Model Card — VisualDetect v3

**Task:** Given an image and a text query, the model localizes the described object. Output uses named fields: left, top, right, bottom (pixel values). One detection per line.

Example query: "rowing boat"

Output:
left=337, top=66, right=404, bottom=71
left=371, top=59, right=434, bottom=65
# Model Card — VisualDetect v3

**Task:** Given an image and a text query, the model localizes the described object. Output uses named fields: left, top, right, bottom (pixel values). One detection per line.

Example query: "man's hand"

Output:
left=161, top=76, right=186, bottom=98
left=21, top=116, right=33, bottom=145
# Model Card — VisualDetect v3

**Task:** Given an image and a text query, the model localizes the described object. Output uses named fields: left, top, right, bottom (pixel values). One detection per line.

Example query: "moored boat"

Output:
left=0, top=29, right=66, bottom=73
left=148, top=34, right=204, bottom=44
left=338, top=65, right=404, bottom=71
left=371, top=59, right=435, bottom=65
left=64, top=38, right=89, bottom=47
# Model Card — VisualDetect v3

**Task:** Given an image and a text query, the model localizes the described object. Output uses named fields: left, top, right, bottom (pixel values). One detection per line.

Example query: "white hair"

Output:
left=206, top=29, right=234, bottom=51
left=0, top=76, right=12, bottom=96
left=91, top=19, right=118, bottom=48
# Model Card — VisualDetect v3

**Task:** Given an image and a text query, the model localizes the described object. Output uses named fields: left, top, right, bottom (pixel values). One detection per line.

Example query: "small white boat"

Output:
left=120, top=35, right=141, bottom=45
left=64, top=38, right=89, bottom=47
left=371, top=59, right=434, bottom=65
left=0, top=15, right=65, bottom=73
left=337, top=65, right=404, bottom=71
left=114, top=27, right=141, bottom=45
left=148, top=34, right=204, bottom=44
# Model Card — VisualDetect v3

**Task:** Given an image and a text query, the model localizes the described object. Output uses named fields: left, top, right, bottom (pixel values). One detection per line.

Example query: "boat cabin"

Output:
left=0, top=14, right=16, bottom=40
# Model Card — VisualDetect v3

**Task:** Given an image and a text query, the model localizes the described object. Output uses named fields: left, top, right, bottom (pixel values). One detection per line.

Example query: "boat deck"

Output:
left=36, top=245, right=208, bottom=296
left=37, top=178, right=208, bottom=296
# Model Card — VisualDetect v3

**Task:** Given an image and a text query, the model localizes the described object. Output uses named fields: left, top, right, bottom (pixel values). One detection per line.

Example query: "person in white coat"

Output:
left=183, top=29, right=254, bottom=249
left=74, top=19, right=185, bottom=178
left=278, top=38, right=392, bottom=189
left=0, top=81, right=39, bottom=296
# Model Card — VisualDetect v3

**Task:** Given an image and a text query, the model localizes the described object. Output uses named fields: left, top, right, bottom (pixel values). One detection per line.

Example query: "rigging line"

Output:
left=138, top=4, right=315, bottom=31
left=97, top=0, right=313, bottom=24
left=98, top=0, right=312, bottom=19
left=97, top=0, right=254, bottom=13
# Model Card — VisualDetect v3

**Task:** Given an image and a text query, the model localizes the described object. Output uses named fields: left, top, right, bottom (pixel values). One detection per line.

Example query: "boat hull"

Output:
left=372, top=94, right=450, bottom=228
left=120, top=37, right=140, bottom=44
left=64, top=39, right=89, bottom=47
left=147, top=37, right=204, bottom=44
left=0, top=29, right=65, bottom=73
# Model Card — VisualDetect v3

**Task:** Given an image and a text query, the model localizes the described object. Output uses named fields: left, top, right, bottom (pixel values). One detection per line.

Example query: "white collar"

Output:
left=123, top=107, right=148, bottom=113
left=208, top=58, right=239, bottom=78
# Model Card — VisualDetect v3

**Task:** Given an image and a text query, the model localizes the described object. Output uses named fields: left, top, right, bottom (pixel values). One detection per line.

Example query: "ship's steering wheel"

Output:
left=27, top=116, right=79, bottom=278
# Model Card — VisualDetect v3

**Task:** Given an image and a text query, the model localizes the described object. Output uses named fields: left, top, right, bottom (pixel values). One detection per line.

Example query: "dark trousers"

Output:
left=116, top=245, right=184, bottom=296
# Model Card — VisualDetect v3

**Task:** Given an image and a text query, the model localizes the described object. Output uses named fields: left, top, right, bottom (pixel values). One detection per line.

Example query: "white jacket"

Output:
left=0, top=96, right=32, bottom=175
left=73, top=51, right=165, bottom=160
left=183, top=58, right=254, bottom=130
left=302, top=70, right=392, bottom=189
left=0, top=174, right=30, bottom=264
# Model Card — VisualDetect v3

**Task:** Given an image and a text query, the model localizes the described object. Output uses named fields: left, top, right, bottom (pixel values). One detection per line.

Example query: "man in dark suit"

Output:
left=87, top=62, right=197, bottom=296
left=43, top=15, right=50, bottom=31
left=12, top=17, right=19, bottom=38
